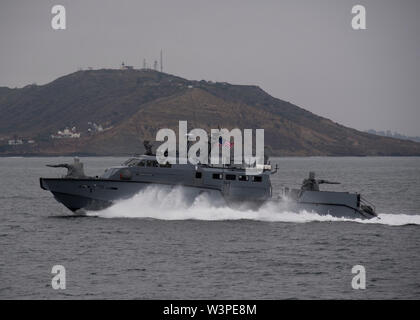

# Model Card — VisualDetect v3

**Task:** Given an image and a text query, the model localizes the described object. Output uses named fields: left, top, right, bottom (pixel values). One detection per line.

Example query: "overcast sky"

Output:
left=0, top=0, right=419, bottom=135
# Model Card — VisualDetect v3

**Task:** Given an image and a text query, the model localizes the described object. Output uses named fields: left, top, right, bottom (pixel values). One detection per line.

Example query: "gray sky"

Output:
left=1, top=0, right=419, bottom=135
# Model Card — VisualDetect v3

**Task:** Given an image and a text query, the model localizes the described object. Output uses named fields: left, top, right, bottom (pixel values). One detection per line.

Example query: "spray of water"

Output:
left=89, top=186, right=420, bottom=226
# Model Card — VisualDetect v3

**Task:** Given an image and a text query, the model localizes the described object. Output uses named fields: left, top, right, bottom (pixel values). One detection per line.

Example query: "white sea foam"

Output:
left=90, top=185, right=420, bottom=226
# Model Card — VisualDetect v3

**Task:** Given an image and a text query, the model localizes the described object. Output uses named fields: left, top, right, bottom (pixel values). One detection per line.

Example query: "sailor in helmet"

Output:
left=301, top=171, right=340, bottom=191
left=46, top=157, right=86, bottom=178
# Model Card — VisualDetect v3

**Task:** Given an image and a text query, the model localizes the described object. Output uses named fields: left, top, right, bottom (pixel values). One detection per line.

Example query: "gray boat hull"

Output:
left=40, top=178, right=221, bottom=212
left=40, top=177, right=376, bottom=219
left=273, top=188, right=377, bottom=219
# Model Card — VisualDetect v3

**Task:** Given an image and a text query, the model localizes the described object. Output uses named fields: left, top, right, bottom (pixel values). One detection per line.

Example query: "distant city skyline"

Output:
left=0, top=0, right=419, bottom=136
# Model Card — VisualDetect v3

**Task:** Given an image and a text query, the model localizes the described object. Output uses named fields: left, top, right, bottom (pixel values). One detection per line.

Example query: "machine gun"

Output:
left=46, top=157, right=86, bottom=178
left=301, top=172, right=340, bottom=191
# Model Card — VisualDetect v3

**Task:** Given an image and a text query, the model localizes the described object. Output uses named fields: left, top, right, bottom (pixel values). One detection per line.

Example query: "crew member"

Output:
left=46, top=157, right=86, bottom=178
left=301, top=172, right=340, bottom=191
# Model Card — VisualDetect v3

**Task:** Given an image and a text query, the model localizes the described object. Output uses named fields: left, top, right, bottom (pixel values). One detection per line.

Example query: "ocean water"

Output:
left=0, top=156, right=419, bottom=299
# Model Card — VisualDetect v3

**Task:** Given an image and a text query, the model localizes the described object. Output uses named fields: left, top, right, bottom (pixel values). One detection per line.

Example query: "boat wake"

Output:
left=89, top=186, right=420, bottom=226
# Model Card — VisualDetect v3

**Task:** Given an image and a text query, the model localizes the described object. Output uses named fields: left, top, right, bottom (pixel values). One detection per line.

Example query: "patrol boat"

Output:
left=40, top=151, right=377, bottom=219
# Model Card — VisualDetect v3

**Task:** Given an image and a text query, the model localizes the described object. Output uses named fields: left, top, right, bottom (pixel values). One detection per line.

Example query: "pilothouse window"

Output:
left=253, top=176, right=263, bottom=182
left=124, top=158, right=139, bottom=167
left=212, top=173, right=223, bottom=180
left=147, top=160, right=159, bottom=167
left=225, top=174, right=236, bottom=181
left=238, top=175, right=249, bottom=182
left=159, top=162, right=172, bottom=168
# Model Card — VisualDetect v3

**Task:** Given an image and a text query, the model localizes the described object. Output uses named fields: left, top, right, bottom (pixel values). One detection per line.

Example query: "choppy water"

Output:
left=0, top=157, right=419, bottom=299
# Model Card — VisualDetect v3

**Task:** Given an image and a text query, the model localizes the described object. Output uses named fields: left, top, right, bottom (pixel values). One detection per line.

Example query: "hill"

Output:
left=1, top=69, right=420, bottom=156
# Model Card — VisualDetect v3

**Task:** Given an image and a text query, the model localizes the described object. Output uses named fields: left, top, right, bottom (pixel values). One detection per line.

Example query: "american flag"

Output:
left=219, top=136, right=234, bottom=149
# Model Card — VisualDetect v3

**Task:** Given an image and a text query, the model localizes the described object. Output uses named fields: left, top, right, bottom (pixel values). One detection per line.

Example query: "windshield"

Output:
left=122, top=158, right=139, bottom=167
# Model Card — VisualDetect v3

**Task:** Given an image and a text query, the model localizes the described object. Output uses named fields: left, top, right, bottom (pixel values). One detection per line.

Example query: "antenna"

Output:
left=160, top=49, right=163, bottom=72
left=154, top=60, right=158, bottom=70
left=142, top=58, right=146, bottom=69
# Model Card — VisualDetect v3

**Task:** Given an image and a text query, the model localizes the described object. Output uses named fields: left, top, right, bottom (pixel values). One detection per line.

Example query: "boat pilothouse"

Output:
left=40, top=147, right=377, bottom=219
left=102, top=153, right=275, bottom=204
